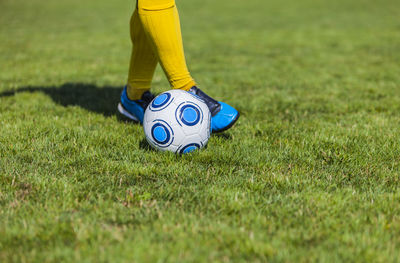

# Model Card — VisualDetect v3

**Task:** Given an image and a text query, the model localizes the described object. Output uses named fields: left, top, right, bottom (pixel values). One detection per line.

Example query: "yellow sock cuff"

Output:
left=138, top=0, right=175, bottom=13
left=127, top=84, right=149, bottom=100
left=172, top=79, right=196, bottom=91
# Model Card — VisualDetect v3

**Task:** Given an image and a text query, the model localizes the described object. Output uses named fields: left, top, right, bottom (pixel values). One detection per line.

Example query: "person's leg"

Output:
left=137, top=0, right=196, bottom=91
left=127, top=8, right=158, bottom=100
left=122, top=0, right=239, bottom=131
left=118, top=7, right=157, bottom=123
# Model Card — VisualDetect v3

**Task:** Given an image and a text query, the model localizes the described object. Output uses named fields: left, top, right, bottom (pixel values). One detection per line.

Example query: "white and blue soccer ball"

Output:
left=143, top=89, right=211, bottom=154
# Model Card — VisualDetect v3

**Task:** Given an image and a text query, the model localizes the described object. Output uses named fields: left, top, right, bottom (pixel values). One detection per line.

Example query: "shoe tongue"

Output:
left=189, top=86, right=197, bottom=94
left=189, top=86, right=221, bottom=117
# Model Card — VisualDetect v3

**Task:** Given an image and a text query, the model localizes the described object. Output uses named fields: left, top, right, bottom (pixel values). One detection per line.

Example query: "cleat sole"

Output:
left=117, top=103, right=140, bottom=122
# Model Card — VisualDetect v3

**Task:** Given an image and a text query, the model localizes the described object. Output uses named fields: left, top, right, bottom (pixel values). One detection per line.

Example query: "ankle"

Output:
left=126, top=85, right=149, bottom=101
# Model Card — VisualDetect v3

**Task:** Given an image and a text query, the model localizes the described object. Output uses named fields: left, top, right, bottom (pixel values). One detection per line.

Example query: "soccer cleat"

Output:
left=117, top=86, right=155, bottom=124
left=189, top=86, right=239, bottom=133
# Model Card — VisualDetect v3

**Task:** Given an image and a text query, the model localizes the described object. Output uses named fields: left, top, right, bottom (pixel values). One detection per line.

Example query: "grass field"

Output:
left=1, top=0, right=400, bottom=261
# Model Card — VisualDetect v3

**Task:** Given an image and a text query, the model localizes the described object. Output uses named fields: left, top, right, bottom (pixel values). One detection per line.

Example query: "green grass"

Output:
left=1, top=0, right=400, bottom=261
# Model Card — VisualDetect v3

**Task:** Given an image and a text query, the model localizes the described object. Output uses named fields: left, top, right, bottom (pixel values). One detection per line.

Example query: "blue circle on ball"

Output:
left=152, top=93, right=171, bottom=108
left=180, top=143, right=200, bottom=154
left=180, top=105, right=200, bottom=126
left=151, top=124, right=170, bottom=144
left=183, top=146, right=197, bottom=154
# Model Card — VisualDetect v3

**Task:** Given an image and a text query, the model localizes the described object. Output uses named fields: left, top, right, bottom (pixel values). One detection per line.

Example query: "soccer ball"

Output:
left=143, top=89, right=211, bottom=154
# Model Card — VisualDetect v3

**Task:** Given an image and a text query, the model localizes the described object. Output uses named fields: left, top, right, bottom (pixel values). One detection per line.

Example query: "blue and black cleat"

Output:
left=117, top=86, right=155, bottom=124
left=189, top=86, right=239, bottom=133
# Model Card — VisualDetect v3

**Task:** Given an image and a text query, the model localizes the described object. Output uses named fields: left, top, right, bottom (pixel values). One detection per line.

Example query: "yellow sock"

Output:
left=137, top=0, right=196, bottom=91
left=127, top=8, right=158, bottom=100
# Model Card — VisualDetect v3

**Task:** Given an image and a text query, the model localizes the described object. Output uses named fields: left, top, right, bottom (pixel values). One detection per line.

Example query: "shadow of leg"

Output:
left=0, top=83, right=123, bottom=117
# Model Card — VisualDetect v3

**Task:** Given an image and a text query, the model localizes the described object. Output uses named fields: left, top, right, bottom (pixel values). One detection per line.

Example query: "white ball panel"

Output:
left=143, top=89, right=211, bottom=153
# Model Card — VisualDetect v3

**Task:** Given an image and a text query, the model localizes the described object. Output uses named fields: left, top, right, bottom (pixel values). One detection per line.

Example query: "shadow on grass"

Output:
left=139, top=138, right=157, bottom=152
left=0, top=83, right=233, bottom=141
left=213, top=133, right=232, bottom=140
left=0, top=83, right=122, bottom=117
